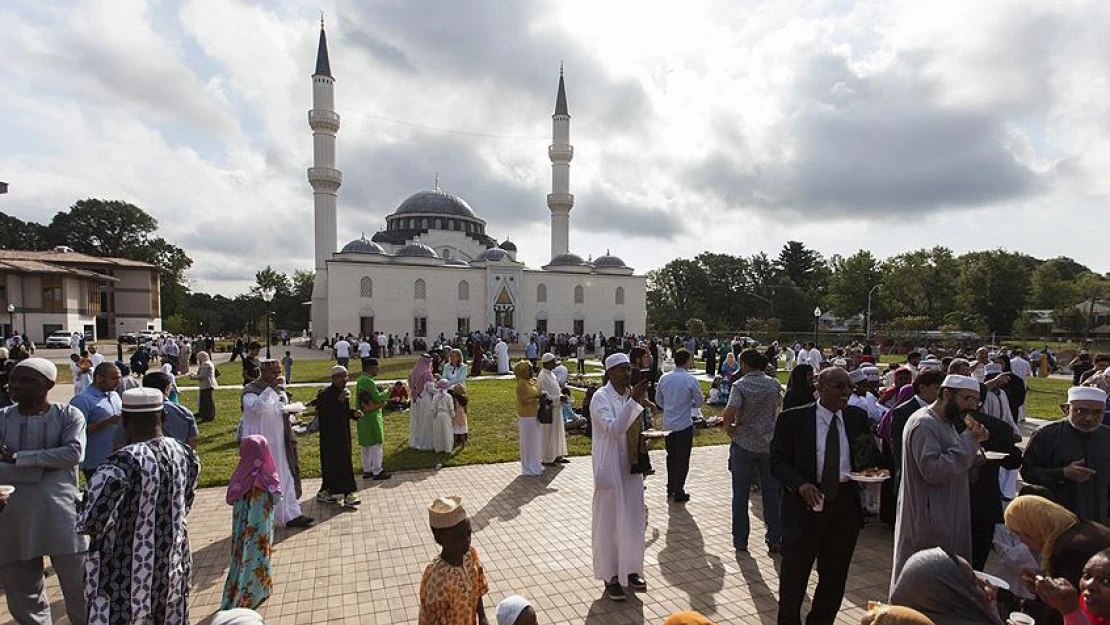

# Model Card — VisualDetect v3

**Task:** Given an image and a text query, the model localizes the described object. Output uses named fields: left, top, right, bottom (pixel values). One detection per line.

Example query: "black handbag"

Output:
left=537, top=395, right=554, bottom=424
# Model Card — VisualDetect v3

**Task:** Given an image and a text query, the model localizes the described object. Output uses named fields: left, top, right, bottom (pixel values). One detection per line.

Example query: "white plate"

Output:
left=975, top=570, right=1010, bottom=591
left=849, top=472, right=891, bottom=483
left=282, top=402, right=306, bottom=414
left=984, top=451, right=1008, bottom=461
left=641, top=430, right=672, bottom=439
left=0, top=485, right=14, bottom=496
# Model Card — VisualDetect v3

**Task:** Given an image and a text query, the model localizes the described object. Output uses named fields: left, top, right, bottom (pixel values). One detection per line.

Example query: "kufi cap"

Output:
left=941, top=374, right=980, bottom=392
left=849, top=369, right=867, bottom=384
left=496, top=595, right=532, bottom=625
left=0, top=347, right=8, bottom=359
left=12, top=357, right=57, bottom=382
left=833, top=358, right=848, bottom=368
left=919, top=358, right=943, bottom=370
left=122, top=387, right=164, bottom=412
left=428, top=495, right=467, bottom=529
left=604, top=353, right=631, bottom=370
left=210, top=608, right=265, bottom=625
left=984, top=363, right=1003, bottom=375
left=328, top=365, right=348, bottom=377
left=1069, top=386, right=1108, bottom=404
left=541, top=352, right=558, bottom=363
left=862, top=366, right=881, bottom=382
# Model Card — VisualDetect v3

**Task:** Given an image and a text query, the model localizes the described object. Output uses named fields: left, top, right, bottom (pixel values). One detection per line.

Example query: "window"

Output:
left=415, top=279, right=426, bottom=300
left=614, top=320, right=625, bottom=336
left=458, top=280, right=470, bottom=301
left=42, top=276, right=63, bottom=313
left=536, top=318, right=548, bottom=333
left=574, top=319, right=584, bottom=335
left=435, top=218, right=442, bottom=229
left=537, top=283, right=547, bottom=303
left=421, top=218, right=428, bottom=229
left=615, top=287, right=625, bottom=305
left=360, top=277, right=373, bottom=298
left=574, top=285, right=584, bottom=304
left=414, top=316, right=427, bottom=337
left=457, top=318, right=470, bottom=334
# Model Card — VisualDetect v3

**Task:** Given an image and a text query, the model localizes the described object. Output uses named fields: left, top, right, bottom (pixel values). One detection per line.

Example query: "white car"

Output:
left=45, top=331, right=73, bottom=348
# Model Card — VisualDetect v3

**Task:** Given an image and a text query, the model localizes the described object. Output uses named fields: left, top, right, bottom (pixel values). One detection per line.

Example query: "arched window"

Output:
left=421, top=218, right=428, bottom=229
left=615, top=287, right=625, bottom=305
left=415, top=279, right=426, bottom=300
left=458, top=280, right=470, bottom=301
left=435, top=218, right=442, bottom=229
left=360, top=277, right=373, bottom=298
left=537, top=283, right=547, bottom=303
left=574, top=285, right=584, bottom=304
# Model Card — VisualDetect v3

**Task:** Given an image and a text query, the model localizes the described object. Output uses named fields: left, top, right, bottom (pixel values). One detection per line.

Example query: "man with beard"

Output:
left=891, top=374, right=989, bottom=592
left=1022, top=386, right=1110, bottom=524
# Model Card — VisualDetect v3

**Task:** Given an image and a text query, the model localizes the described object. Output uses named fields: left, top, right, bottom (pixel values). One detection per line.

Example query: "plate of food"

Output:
left=282, top=402, right=306, bottom=414
left=849, top=468, right=891, bottom=483
left=641, top=429, right=672, bottom=439
left=0, top=485, right=14, bottom=497
left=984, top=451, right=1008, bottom=461
left=974, top=570, right=1010, bottom=591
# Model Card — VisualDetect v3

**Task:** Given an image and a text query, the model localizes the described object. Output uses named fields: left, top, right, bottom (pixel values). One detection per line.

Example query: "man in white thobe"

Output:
left=590, top=353, right=650, bottom=602
left=495, top=339, right=510, bottom=374
left=240, top=360, right=314, bottom=528
left=538, top=353, right=568, bottom=465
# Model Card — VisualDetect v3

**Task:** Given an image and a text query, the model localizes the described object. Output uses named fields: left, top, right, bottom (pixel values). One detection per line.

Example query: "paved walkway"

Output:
left=1, top=444, right=895, bottom=625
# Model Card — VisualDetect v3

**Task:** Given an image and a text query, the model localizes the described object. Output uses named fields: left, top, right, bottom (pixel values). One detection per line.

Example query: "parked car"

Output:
left=118, top=332, right=138, bottom=344
left=45, top=330, right=73, bottom=348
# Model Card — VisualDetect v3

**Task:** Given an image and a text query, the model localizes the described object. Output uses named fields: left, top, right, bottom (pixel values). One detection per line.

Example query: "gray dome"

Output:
left=593, top=251, right=627, bottom=267
left=499, top=239, right=517, bottom=252
left=548, top=252, right=586, bottom=266
left=445, top=258, right=470, bottom=266
left=478, top=248, right=508, bottom=262
left=340, top=236, right=387, bottom=254
left=396, top=242, right=439, bottom=258
left=392, top=189, right=477, bottom=218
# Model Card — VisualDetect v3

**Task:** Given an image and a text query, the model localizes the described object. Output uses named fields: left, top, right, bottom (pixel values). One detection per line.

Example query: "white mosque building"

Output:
left=307, top=23, right=646, bottom=342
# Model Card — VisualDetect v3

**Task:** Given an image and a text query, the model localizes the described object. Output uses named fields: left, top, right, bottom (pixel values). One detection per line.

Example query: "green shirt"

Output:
left=355, top=374, right=390, bottom=446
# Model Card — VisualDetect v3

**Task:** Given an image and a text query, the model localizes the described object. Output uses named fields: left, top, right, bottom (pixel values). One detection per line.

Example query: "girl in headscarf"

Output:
left=514, top=360, right=543, bottom=476
left=408, top=355, right=436, bottom=450
left=1005, top=496, right=1110, bottom=587
left=782, top=364, right=816, bottom=410
left=189, top=351, right=219, bottom=423
left=221, top=435, right=281, bottom=609
left=889, top=547, right=1002, bottom=625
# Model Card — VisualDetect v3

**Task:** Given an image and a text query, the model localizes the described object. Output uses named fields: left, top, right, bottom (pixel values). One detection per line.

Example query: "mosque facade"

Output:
left=307, top=24, right=646, bottom=341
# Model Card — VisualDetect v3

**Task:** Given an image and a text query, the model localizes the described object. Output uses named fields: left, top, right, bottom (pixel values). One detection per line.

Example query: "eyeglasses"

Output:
left=1072, top=407, right=1104, bottom=418
left=955, top=393, right=982, bottom=406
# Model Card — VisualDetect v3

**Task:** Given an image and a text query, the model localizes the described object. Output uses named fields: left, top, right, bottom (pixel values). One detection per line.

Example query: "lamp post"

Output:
left=6, top=304, right=14, bottom=339
left=260, top=287, right=275, bottom=359
left=866, top=284, right=881, bottom=341
left=813, top=307, right=822, bottom=345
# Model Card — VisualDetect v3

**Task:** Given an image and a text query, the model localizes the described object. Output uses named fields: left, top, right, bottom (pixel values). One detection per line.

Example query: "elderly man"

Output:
left=891, top=374, right=989, bottom=590
left=538, top=353, right=569, bottom=466
left=1022, top=386, right=1110, bottom=524
left=70, top=362, right=123, bottom=482
left=241, top=359, right=313, bottom=527
left=78, top=387, right=199, bottom=625
left=0, top=358, right=88, bottom=625
left=590, top=353, right=652, bottom=601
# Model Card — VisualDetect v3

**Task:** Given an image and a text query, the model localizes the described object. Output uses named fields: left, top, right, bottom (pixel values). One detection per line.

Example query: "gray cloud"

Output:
left=573, top=193, right=687, bottom=241
left=342, top=28, right=417, bottom=73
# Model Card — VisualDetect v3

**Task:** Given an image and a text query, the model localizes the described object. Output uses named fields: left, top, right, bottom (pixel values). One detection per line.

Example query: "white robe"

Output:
left=849, top=392, right=885, bottom=424
left=431, top=390, right=455, bottom=453
left=589, top=383, right=646, bottom=582
left=495, top=341, right=510, bottom=374
left=240, top=388, right=300, bottom=523
left=518, top=416, right=543, bottom=476
left=538, top=369, right=568, bottom=462
left=408, top=384, right=435, bottom=451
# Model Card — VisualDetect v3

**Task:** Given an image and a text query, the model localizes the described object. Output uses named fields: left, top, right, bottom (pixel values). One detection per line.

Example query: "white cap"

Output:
left=604, top=353, right=631, bottom=370
left=849, top=369, right=867, bottom=384
left=541, top=352, right=558, bottom=363
left=920, top=358, right=943, bottom=370
left=862, top=366, right=881, bottom=382
left=1069, top=386, right=1108, bottom=404
left=496, top=595, right=532, bottom=625
left=941, top=374, right=980, bottom=391
left=122, top=387, right=164, bottom=412
left=984, top=363, right=1003, bottom=375
left=12, top=357, right=58, bottom=382
left=328, top=365, right=348, bottom=377
left=833, top=358, right=848, bottom=368
left=428, top=495, right=467, bottom=529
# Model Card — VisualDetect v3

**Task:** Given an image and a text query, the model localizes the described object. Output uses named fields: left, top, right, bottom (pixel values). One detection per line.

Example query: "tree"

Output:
left=1073, top=272, right=1110, bottom=338
left=685, top=318, right=706, bottom=339
left=0, top=212, right=49, bottom=250
left=1029, top=258, right=1082, bottom=310
left=646, top=259, right=711, bottom=332
left=776, top=241, right=825, bottom=290
left=957, top=250, right=1036, bottom=334
left=880, top=247, right=962, bottom=325
left=826, top=251, right=882, bottom=319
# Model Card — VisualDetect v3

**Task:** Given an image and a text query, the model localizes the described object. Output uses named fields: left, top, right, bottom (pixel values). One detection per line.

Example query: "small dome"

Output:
left=478, top=248, right=508, bottom=262
left=548, top=252, right=586, bottom=266
left=392, top=188, right=477, bottom=219
left=445, top=258, right=470, bottom=266
left=593, top=250, right=627, bottom=267
left=499, top=239, right=517, bottom=252
left=340, top=236, right=387, bottom=255
left=396, top=242, right=439, bottom=258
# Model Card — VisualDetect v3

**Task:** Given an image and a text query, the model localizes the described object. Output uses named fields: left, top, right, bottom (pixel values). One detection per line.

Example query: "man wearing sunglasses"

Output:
left=1022, top=386, right=1110, bottom=525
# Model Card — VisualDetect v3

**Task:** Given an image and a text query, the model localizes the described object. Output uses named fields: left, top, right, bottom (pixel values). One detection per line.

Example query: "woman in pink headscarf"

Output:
left=222, top=435, right=282, bottom=609
left=407, top=354, right=436, bottom=450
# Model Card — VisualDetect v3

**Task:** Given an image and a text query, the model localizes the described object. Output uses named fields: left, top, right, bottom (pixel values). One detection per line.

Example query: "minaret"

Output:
left=308, top=17, right=341, bottom=341
left=547, top=66, right=574, bottom=259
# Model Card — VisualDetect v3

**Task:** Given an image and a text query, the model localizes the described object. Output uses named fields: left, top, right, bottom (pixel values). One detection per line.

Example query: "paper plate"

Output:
left=984, top=451, right=1008, bottom=461
left=849, top=471, right=891, bottom=483
left=641, top=430, right=672, bottom=439
left=975, top=570, right=1010, bottom=591
left=282, top=402, right=306, bottom=414
left=0, top=485, right=15, bottom=496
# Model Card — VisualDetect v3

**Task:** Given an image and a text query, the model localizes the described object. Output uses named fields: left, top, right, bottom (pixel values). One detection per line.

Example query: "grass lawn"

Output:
left=181, top=378, right=729, bottom=488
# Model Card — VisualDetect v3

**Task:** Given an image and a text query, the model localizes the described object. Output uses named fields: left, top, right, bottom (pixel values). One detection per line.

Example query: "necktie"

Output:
left=822, top=414, right=841, bottom=501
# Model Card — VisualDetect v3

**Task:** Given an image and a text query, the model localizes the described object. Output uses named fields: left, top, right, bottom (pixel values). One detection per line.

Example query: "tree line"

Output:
left=647, top=241, right=1110, bottom=338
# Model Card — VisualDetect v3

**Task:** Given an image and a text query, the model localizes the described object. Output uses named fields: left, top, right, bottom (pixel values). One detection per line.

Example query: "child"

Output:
left=387, top=380, right=410, bottom=410
left=559, top=388, right=587, bottom=433
left=221, top=436, right=280, bottom=609
left=281, top=351, right=294, bottom=384
left=431, top=380, right=455, bottom=454
left=420, top=496, right=490, bottom=625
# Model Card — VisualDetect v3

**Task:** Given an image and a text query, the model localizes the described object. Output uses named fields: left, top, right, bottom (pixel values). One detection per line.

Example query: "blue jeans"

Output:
left=728, top=442, right=783, bottom=548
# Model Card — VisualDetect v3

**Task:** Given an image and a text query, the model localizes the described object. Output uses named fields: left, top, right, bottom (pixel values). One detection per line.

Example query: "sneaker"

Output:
left=556, top=457, right=571, bottom=464
left=672, top=492, right=690, bottom=503
left=605, top=580, right=627, bottom=601
left=343, top=493, right=361, bottom=507
left=362, top=472, right=374, bottom=480
left=627, top=574, right=647, bottom=591
left=286, top=515, right=315, bottom=528
left=372, top=472, right=393, bottom=481
left=315, top=490, right=336, bottom=503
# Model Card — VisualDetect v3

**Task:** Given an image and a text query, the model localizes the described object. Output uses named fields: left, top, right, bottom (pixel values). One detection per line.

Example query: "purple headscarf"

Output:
left=877, top=384, right=916, bottom=442
left=226, top=435, right=282, bottom=505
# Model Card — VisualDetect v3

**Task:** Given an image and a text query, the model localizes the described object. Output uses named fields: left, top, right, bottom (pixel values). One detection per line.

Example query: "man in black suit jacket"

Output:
left=770, top=367, right=881, bottom=625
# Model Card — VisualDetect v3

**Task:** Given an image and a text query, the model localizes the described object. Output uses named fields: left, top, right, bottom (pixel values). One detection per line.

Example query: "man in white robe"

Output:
left=538, top=353, right=568, bottom=465
left=495, top=339, right=510, bottom=374
left=590, top=353, right=651, bottom=602
left=240, top=360, right=313, bottom=528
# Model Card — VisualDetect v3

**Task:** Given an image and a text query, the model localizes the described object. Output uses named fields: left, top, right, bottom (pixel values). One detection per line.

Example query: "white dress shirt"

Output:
left=815, top=403, right=851, bottom=482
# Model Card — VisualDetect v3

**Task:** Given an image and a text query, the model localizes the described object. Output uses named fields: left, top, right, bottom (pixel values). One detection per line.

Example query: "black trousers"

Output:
left=664, top=425, right=694, bottom=496
left=778, top=482, right=861, bottom=625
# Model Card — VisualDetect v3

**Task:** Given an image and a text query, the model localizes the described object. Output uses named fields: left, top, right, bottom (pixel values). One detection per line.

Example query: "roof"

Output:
left=0, top=259, right=120, bottom=282
left=314, top=25, right=332, bottom=77
left=555, top=70, right=568, bottom=116
left=392, top=189, right=478, bottom=219
left=0, top=249, right=157, bottom=270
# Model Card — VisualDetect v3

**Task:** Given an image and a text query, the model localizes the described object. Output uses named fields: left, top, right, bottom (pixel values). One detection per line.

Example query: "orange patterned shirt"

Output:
left=418, top=547, right=489, bottom=625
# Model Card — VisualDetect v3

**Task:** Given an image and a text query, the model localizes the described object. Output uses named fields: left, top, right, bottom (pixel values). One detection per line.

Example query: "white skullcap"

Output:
left=1069, top=386, right=1108, bottom=404
left=122, top=388, right=163, bottom=413
left=496, top=595, right=532, bottom=625
left=862, top=366, right=881, bottom=382
left=428, top=495, right=467, bottom=529
left=541, top=352, right=558, bottom=363
left=941, top=374, right=980, bottom=391
left=328, top=365, right=348, bottom=377
left=605, top=353, right=631, bottom=370
left=849, top=369, right=867, bottom=384
left=210, top=608, right=265, bottom=625
left=984, top=363, right=1003, bottom=375
left=12, top=357, right=58, bottom=382
left=920, top=358, right=943, bottom=370
left=833, top=358, right=848, bottom=368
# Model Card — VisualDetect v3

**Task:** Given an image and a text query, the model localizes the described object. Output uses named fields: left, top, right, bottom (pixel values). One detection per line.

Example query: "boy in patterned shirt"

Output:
left=419, top=496, right=490, bottom=625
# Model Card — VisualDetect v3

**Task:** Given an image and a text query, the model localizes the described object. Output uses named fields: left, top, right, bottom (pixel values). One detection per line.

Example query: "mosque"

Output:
left=306, top=23, right=646, bottom=341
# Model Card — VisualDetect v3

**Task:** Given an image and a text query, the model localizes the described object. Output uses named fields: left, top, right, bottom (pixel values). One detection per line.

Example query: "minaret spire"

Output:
left=547, top=66, right=574, bottom=258
left=308, top=18, right=341, bottom=341
left=314, top=16, right=332, bottom=78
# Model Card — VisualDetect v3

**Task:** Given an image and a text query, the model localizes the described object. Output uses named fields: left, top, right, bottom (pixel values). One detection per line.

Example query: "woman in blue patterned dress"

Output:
left=221, top=435, right=281, bottom=609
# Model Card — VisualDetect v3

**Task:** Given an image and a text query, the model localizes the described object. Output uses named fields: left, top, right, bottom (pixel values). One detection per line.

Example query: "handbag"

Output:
left=537, top=395, right=554, bottom=424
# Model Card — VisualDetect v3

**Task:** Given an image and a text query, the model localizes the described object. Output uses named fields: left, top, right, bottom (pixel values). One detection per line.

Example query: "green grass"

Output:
left=181, top=379, right=729, bottom=488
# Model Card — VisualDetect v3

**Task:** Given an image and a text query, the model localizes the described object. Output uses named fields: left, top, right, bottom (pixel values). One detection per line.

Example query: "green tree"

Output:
left=1029, top=258, right=1083, bottom=309
left=776, top=241, right=825, bottom=290
left=956, top=250, right=1036, bottom=334
left=646, top=259, right=711, bottom=332
left=1073, top=272, right=1110, bottom=338
left=685, top=318, right=706, bottom=339
left=826, top=251, right=882, bottom=319
left=0, top=212, right=49, bottom=250
left=879, top=247, right=962, bottom=325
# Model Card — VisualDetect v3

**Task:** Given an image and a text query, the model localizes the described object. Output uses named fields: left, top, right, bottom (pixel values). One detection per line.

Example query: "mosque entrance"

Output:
left=493, top=286, right=515, bottom=329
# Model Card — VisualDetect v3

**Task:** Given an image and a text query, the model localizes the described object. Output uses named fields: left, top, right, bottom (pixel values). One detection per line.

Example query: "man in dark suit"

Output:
left=770, top=367, right=881, bottom=625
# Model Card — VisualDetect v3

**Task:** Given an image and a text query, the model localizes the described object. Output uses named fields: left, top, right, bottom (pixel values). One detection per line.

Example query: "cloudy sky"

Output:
left=2, top=0, right=1108, bottom=295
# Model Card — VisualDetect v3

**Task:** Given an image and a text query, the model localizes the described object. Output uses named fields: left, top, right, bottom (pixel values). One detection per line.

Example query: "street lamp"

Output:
left=260, top=287, right=275, bottom=359
left=6, top=304, right=14, bottom=339
left=813, top=307, right=822, bottom=345
left=866, top=284, right=881, bottom=341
